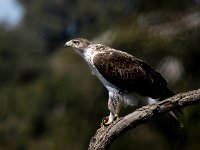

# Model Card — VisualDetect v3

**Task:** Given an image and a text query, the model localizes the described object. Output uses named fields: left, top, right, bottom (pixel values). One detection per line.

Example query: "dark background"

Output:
left=0, top=0, right=200, bottom=149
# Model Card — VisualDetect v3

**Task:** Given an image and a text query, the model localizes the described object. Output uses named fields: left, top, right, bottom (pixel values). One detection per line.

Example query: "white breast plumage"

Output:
left=83, top=48, right=118, bottom=92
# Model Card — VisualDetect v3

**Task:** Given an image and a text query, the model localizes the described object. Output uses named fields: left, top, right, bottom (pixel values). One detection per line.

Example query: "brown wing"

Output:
left=93, top=50, right=173, bottom=99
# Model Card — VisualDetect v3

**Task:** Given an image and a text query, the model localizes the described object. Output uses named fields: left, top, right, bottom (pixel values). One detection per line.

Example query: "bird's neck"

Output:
left=83, top=48, right=97, bottom=63
left=73, top=48, right=83, bottom=56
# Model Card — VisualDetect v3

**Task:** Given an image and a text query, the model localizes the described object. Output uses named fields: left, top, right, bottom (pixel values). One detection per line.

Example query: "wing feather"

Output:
left=93, top=50, right=169, bottom=99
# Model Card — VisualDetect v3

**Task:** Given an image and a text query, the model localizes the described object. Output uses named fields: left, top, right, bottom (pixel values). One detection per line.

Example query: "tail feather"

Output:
left=168, top=111, right=184, bottom=127
left=162, top=88, right=183, bottom=127
left=160, top=88, right=175, bottom=100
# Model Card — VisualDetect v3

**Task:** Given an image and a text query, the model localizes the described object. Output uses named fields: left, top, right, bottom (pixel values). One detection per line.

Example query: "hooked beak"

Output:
left=64, top=41, right=71, bottom=48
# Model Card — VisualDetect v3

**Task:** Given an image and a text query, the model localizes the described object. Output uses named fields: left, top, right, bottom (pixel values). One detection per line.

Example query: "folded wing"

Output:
left=93, top=50, right=173, bottom=99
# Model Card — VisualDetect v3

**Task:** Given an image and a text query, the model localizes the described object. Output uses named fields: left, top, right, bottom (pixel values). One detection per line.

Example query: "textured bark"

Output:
left=88, top=88, right=200, bottom=150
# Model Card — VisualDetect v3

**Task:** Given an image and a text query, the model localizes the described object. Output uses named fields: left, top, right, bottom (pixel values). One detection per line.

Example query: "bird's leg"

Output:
left=103, top=92, right=122, bottom=126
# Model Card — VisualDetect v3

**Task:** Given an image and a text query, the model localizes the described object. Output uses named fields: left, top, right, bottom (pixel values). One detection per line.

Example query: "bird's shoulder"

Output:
left=92, top=46, right=143, bottom=71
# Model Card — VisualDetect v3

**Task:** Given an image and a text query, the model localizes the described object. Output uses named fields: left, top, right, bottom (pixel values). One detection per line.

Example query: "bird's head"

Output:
left=64, top=38, right=92, bottom=54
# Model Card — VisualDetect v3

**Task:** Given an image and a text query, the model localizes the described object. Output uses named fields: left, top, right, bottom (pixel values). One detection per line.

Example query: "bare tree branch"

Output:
left=88, top=88, right=200, bottom=150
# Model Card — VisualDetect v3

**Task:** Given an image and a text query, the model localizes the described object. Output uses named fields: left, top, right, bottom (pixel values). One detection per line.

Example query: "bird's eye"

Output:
left=73, top=40, right=80, bottom=45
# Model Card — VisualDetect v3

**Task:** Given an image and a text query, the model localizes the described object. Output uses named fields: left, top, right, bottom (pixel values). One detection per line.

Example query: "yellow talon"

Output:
left=102, top=114, right=119, bottom=126
left=102, top=116, right=111, bottom=126
left=114, top=114, right=119, bottom=121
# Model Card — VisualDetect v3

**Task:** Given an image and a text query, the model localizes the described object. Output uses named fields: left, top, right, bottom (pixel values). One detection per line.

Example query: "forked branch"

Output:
left=88, top=88, right=200, bottom=150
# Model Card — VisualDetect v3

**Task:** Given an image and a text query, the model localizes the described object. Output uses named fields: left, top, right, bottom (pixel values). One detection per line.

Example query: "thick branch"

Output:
left=88, top=88, right=200, bottom=150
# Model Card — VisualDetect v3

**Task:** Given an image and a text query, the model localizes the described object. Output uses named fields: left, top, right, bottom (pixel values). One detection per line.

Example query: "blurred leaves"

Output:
left=0, top=27, right=46, bottom=83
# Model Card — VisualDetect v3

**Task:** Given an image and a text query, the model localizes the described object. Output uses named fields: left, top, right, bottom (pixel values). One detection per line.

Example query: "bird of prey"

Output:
left=64, top=38, right=182, bottom=126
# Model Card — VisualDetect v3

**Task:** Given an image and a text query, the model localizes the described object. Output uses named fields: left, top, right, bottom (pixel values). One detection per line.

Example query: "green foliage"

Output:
left=134, top=0, right=195, bottom=12
left=0, top=27, right=46, bottom=84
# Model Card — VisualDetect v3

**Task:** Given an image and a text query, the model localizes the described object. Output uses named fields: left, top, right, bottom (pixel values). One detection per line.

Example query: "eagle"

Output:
left=64, top=38, right=182, bottom=126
